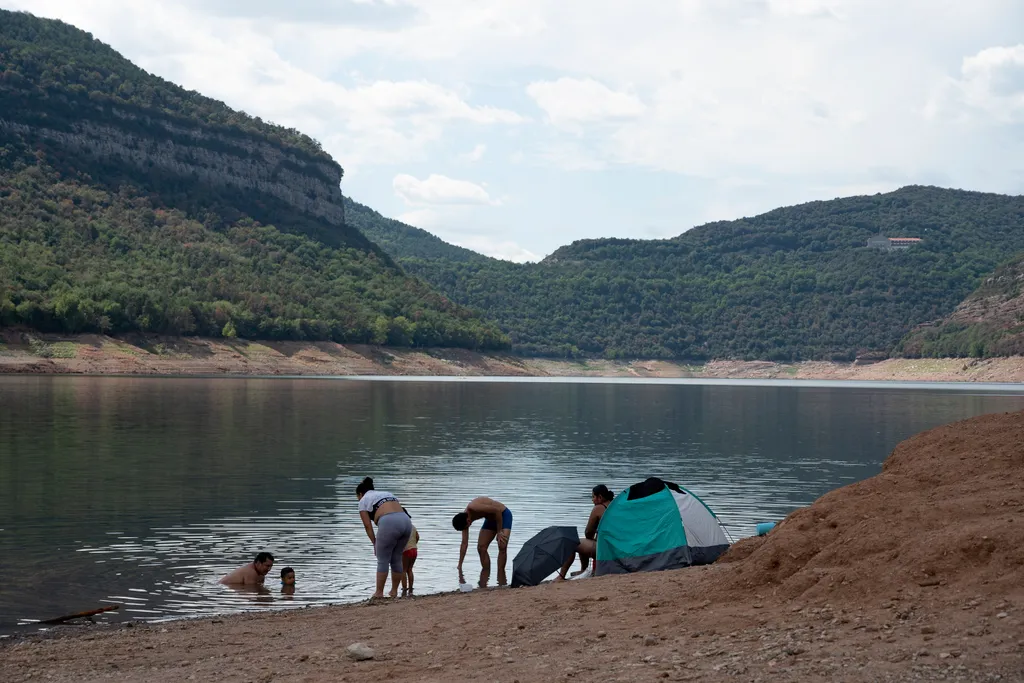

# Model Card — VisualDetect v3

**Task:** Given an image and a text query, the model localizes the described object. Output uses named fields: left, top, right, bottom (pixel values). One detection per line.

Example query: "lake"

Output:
left=2, top=375, right=1023, bottom=634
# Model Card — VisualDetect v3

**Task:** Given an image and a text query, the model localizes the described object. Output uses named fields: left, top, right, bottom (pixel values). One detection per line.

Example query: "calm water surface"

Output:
left=1, top=376, right=1023, bottom=634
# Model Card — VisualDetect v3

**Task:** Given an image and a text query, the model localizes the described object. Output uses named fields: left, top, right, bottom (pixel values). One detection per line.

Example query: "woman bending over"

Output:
left=356, top=477, right=412, bottom=599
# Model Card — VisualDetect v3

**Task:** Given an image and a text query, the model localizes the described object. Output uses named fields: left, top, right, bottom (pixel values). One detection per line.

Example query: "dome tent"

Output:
left=594, top=477, right=729, bottom=576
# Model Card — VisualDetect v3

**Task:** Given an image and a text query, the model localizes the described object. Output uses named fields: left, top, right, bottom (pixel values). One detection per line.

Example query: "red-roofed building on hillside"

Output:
left=867, top=236, right=923, bottom=251
left=888, top=237, right=922, bottom=249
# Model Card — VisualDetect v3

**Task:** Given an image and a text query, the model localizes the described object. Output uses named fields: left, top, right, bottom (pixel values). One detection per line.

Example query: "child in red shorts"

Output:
left=401, top=508, right=420, bottom=597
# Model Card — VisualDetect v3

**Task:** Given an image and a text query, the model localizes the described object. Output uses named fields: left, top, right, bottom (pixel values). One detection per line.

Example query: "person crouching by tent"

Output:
left=556, top=484, right=614, bottom=580
left=453, top=497, right=512, bottom=587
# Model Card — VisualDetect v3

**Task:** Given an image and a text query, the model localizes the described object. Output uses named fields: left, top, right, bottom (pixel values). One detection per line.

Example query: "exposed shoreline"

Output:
left=2, top=330, right=1024, bottom=383
left=2, top=410, right=1022, bottom=682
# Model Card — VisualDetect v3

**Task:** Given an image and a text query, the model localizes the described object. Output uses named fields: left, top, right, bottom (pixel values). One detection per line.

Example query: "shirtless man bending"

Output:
left=453, top=497, right=512, bottom=588
left=219, top=552, right=275, bottom=586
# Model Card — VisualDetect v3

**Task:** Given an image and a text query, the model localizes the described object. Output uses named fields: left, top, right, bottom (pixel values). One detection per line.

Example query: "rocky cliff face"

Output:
left=897, top=255, right=1024, bottom=357
left=0, top=110, right=345, bottom=227
left=941, top=259, right=1024, bottom=328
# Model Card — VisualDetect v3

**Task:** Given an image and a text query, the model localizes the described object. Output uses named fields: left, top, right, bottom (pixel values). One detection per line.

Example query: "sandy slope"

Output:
left=2, top=329, right=1024, bottom=382
left=2, top=411, right=1022, bottom=682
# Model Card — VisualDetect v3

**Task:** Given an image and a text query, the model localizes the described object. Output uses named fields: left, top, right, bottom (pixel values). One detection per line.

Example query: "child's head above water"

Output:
left=280, top=567, right=295, bottom=586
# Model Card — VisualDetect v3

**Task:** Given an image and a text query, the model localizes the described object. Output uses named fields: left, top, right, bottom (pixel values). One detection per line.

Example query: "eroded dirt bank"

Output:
left=2, top=411, right=1022, bottom=682
left=2, top=330, right=1023, bottom=382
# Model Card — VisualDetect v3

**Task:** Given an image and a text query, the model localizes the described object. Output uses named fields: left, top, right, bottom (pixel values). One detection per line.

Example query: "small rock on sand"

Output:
left=346, top=643, right=375, bottom=661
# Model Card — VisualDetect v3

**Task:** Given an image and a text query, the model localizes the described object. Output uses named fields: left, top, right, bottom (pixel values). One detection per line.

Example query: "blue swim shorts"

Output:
left=481, top=507, right=513, bottom=532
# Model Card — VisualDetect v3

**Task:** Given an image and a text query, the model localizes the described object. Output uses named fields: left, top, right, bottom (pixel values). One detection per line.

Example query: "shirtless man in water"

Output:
left=219, top=552, right=274, bottom=586
left=453, top=497, right=512, bottom=588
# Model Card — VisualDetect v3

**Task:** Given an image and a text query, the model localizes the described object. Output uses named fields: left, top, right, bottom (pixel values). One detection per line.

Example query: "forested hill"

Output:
left=343, top=197, right=491, bottom=264
left=370, top=186, right=1024, bottom=360
left=898, top=254, right=1024, bottom=359
left=0, top=10, right=509, bottom=350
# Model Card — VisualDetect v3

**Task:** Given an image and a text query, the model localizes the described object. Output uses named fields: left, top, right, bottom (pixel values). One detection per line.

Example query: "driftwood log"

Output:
left=40, top=604, right=120, bottom=625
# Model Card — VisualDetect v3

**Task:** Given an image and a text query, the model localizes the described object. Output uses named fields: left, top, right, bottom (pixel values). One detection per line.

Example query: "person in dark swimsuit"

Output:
left=556, top=484, right=614, bottom=580
left=452, top=497, right=512, bottom=588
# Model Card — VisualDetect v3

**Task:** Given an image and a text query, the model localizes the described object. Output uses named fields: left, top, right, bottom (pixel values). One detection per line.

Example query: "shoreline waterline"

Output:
left=5, top=371, right=1024, bottom=393
left=3, top=331, right=1024, bottom=384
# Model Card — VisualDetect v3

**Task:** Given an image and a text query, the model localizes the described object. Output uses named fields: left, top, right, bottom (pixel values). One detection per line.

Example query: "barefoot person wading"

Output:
left=356, top=477, right=413, bottom=599
left=453, top=497, right=512, bottom=587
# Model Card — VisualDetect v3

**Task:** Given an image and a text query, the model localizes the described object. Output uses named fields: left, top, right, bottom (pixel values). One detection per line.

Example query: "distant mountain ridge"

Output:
left=6, top=10, right=1022, bottom=361
left=0, top=10, right=509, bottom=349
left=356, top=185, right=1024, bottom=360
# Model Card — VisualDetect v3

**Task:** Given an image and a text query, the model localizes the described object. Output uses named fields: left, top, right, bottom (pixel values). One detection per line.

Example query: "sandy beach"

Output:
left=2, top=410, right=1022, bottom=682
left=2, top=329, right=1024, bottom=383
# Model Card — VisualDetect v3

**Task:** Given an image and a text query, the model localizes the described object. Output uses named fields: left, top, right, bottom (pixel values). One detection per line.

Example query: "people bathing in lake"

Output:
left=280, top=567, right=295, bottom=595
left=453, top=497, right=512, bottom=588
left=219, top=551, right=275, bottom=586
left=356, top=477, right=413, bottom=599
left=556, top=484, right=614, bottom=581
left=401, top=507, right=420, bottom=597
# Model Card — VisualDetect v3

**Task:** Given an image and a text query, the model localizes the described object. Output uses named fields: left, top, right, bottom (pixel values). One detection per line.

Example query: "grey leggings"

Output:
left=375, top=511, right=413, bottom=574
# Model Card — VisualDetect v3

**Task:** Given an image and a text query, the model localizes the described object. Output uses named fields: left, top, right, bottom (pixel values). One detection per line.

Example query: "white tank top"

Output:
left=358, top=490, right=399, bottom=522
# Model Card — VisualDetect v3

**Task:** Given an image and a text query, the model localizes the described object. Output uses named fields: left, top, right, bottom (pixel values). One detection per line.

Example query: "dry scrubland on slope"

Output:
left=2, top=411, right=1023, bottom=682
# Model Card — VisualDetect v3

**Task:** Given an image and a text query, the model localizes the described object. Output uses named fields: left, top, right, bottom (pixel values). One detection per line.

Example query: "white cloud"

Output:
left=526, top=78, right=645, bottom=127
left=928, top=45, right=1024, bottom=124
left=765, top=0, right=842, bottom=18
left=393, top=173, right=498, bottom=205
left=5, top=0, right=1024, bottom=256
left=395, top=207, right=445, bottom=229
left=2, top=0, right=523, bottom=172
left=455, top=235, right=540, bottom=263
left=459, top=143, right=487, bottom=163
left=395, top=207, right=538, bottom=262
left=498, top=2, right=964, bottom=179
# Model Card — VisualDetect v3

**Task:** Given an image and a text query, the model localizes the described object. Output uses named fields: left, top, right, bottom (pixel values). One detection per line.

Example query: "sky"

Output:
left=4, top=1, right=1024, bottom=261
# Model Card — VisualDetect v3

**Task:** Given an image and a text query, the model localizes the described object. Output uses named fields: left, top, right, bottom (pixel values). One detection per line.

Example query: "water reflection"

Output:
left=1, top=376, right=1023, bottom=632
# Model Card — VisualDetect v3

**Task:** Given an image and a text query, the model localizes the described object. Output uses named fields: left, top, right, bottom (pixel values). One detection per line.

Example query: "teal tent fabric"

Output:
left=595, top=477, right=729, bottom=576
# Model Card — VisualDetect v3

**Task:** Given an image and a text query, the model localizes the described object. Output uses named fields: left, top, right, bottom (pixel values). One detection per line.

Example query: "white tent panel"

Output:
left=671, top=490, right=728, bottom=548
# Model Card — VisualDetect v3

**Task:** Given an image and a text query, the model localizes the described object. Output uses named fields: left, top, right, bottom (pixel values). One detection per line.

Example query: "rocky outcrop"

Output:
left=0, top=110, right=345, bottom=226
left=942, top=259, right=1024, bottom=327
left=897, top=255, right=1024, bottom=357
